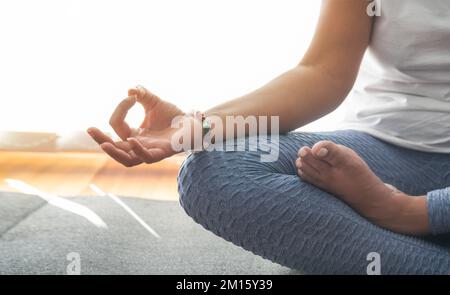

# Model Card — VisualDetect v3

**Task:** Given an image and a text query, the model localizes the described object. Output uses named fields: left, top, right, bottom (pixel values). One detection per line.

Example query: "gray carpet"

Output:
left=0, top=192, right=297, bottom=275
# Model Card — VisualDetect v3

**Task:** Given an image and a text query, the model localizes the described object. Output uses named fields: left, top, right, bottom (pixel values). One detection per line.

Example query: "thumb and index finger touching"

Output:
left=128, top=85, right=160, bottom=110
left=109, top=86, right=159, bottom=140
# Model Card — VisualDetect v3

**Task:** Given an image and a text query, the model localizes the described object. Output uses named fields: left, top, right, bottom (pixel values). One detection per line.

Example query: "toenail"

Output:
left=317, top=148, right=328, bottom=157
left=300, top=148, right=308, bottom=157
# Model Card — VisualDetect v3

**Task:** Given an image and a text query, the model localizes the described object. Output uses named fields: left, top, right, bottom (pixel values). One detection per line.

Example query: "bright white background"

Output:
left=0, top=0, right=344, bottom=136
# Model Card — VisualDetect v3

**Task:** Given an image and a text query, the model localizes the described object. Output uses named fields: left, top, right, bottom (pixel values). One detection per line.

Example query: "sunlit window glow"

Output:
left=0, top=0, right=342, bottom=135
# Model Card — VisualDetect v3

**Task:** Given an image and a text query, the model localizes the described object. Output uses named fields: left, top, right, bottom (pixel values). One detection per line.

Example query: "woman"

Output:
left=88, top=0, right=450, bottom=274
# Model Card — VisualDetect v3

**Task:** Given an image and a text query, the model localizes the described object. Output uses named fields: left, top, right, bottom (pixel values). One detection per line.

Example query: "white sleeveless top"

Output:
left=340, top=0, right=450, bottom=153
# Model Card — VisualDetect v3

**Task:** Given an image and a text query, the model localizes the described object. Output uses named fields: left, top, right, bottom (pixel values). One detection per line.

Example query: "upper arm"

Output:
left=300, top=0, right=374, bottom=92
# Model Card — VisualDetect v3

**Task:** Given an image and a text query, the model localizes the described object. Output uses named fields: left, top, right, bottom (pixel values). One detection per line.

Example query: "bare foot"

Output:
left=295, top=140, right=428, bottom=234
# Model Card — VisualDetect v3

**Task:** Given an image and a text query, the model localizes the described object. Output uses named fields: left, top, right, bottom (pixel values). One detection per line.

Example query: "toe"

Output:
left=297, top=147, right=320, bottom=173
left=297, top=146, right=310, bottom=158
left=299, top=147, right=331, bottom=173
left=297, top=167, right=320, bottom=186
left=295, top=157, right=302, bottom=169
left=311, top=140, right=348, bottom=167
left=297, top=158, right=322, bottom=184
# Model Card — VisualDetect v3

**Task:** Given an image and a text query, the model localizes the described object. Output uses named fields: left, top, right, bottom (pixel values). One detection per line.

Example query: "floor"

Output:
left=1, top=191, right=294, bottom=274
left=0, top=151, right=297, bottom=275
left=0, top=151, right=184, bottom=201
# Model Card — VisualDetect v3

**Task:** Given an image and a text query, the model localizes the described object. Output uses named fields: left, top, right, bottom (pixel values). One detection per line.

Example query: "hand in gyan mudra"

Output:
left=87, top=86, right=190, bottom=167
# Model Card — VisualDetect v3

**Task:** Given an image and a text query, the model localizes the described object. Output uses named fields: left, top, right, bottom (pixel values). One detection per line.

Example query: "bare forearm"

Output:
left=205, top=0, right=373, bottom=137
left=205, top=64, right=351, bottom=137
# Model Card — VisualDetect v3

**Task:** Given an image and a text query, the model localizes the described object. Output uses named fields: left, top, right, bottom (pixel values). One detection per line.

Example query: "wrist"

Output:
left=187, top=111, right=214, bottom=150
left=170, top=113, right=204, bottom=152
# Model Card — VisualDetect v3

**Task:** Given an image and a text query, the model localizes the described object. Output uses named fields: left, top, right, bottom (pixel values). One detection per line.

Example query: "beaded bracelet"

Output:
left=188, top=110, right=211, bottom=151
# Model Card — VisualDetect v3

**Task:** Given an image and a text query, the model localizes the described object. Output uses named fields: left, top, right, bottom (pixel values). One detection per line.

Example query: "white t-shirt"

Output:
left=340, top=0, right=450, bottom=153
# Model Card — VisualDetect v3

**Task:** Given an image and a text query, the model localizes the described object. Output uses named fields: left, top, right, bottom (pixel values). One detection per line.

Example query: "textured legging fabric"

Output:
left=177, top=130, right=450, bottom=274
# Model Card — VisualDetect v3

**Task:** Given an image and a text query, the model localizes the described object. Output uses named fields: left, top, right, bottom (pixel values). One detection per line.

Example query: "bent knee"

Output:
left=178, top=151, right=232, bottom=219
left=177, top=150, right=271, bottom=220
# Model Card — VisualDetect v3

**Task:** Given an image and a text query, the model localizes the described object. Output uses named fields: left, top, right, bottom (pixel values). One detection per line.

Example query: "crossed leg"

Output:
left=178, top=130, right=450, bottom=274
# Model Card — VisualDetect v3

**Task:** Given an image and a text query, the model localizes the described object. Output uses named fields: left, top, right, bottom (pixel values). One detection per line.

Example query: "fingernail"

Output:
left=297, top=160, right=302, bottom=168
left=317, top=148, right=328, bottom=157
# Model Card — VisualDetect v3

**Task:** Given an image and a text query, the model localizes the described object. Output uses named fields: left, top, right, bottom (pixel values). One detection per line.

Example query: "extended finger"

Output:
left=109, top=96, right=136, bottom=141
left=100, top=142, right=142, bottom=167
left=87, top=127, right=132, bottom=151
left=87, top=127, right=115, bottom=145
left=128, top=138, right=167, bottom=164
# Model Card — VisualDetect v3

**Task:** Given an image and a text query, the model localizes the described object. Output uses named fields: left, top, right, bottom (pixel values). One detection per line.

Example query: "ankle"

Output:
left=386, top=194, right=430, bottom=235
left=360, top=187, right=400, bottom=224
left=366, top=191, right=430, bottom=236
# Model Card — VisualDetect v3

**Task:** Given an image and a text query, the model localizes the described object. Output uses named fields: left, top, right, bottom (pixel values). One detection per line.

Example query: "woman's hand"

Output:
left=87, top=86, right=189, bottom=167
left=110, top=86, right=185, bottom=140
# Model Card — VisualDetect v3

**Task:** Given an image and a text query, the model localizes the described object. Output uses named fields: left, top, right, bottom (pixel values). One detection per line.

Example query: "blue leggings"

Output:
left=178, top=130, right=450, bottom=274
